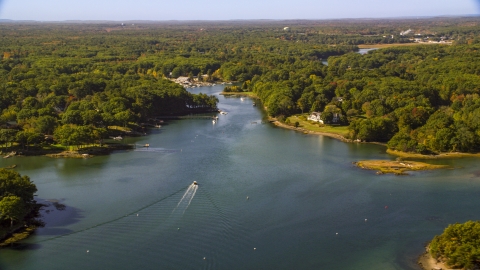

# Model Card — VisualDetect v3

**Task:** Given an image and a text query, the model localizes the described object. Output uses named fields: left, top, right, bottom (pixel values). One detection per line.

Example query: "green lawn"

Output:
left=220, top=91, right=258, bottom=98
left=286, top=115, right=350, bottom=137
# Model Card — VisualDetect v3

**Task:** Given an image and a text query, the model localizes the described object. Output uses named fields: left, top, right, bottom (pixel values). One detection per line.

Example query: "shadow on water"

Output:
left=35, top=198, right=83, bottom=236
left=7, top=242, right=43, bottom=251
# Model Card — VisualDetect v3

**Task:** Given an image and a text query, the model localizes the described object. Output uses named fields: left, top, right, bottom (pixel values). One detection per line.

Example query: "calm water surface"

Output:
left=0, top=85, right=479, bottom=270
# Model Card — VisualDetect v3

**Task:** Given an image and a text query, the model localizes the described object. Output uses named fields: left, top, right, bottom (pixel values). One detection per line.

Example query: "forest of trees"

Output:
left=1, top=18, right=480, bottom=152
left=250, top=43, right=480, bottom=154
left=0, top=23, right=221, bottom=149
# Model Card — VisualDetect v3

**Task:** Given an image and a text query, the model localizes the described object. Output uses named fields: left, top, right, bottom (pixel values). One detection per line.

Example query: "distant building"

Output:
left=332, top=97, right=344, bottom=102
left=308, top=112, right=323, bottom=124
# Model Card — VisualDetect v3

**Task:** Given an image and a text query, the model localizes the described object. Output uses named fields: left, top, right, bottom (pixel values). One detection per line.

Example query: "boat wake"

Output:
left=172, top=182, right=198, bottom=215
left=134, top=147, right=180, bottom=153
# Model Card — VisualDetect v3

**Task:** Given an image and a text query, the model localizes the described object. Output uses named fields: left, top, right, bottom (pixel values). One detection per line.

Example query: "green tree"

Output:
left=0, top=169, right=37, bottom=204
left=0, top=195, right=25, bottom=227
left=35, top=115, right=57, bottom=134
left=0, top=129, right=17, bottom=149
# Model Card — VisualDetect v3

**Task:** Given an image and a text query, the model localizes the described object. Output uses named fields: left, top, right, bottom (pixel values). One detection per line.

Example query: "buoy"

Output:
left=177, top=228, right=180, bottom=230
left=385, top=206, right=388, bottom=209
left=254, top=248, right=256, bottom=250
left=365, top=219, right=367, bottom=222
left=246, top=196, right=249, bottom=200
left=203, top=257, right=206, bottom=260
left=336, top=233, right=338, bottom=235
left=87, top=250, right=89, bottom=253
left=136, top=214, right=139, bottom=217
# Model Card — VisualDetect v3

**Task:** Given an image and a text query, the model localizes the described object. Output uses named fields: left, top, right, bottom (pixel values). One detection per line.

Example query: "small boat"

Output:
left=252, top=102, right=256, bottom=106
left=193, top=181, right=198, bottom=185
left=212, top=119, right=216, bottom=124
left=220, top=111, right=228, bottom=115
left=240, top=97, right=245, bottom=101
left=113, top=136, right=123, bottom=141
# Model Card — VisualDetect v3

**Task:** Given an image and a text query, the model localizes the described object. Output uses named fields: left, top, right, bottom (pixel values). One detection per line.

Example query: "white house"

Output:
left=308, top=112, right=323, bottom=124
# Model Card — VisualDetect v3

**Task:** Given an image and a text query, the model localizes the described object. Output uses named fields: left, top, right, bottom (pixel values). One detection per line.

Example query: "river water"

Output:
left=1, top=85, right=479, bottom=270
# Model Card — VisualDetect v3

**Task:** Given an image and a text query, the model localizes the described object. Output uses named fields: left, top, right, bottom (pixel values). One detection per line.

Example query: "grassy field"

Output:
left=286, top=115, right=350, bottom=137
left=219, top=91, right=258, bottom=98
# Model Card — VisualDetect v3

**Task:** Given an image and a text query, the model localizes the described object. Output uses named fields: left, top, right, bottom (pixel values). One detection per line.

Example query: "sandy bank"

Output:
left=418, top=251, right=454, bottom=270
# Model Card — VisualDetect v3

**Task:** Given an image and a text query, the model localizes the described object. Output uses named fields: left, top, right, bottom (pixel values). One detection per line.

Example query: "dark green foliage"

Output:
left=0, top=169, right=37, bottom=231
left=429, top=221, right=480, bottom=269
left=0, top=24, right=220, bottom=148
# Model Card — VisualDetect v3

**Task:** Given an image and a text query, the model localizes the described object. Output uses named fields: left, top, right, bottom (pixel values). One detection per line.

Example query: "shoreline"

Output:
left=0, top=202, right=43, bottom=248
left=387, top=149, right=480, bottom=160
left=170, top=77, right=235, bottom=89
left=418, top=250, right=453, bottom=270
left=3, top=144, right=134, bottom=159
left=219, top=91, right=259, bottom=98
left=270, top=118, right=350, bottom=142
left=271, top=118, right=479, bottom=160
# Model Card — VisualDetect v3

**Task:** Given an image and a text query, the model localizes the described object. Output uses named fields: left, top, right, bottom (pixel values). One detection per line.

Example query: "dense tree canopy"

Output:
left=1, top=18, right=480, bottom=152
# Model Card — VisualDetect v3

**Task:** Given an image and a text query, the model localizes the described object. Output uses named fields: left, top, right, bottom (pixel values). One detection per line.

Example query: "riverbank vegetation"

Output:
left=0, top=169, right=40, bottom=245
left=428, top=221, right=480, bottom=269
left=1, top=18, right=480, bottom=153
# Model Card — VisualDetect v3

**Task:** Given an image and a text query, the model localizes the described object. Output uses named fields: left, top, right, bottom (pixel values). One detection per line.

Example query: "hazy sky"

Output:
left=0, top=0, right=479, bottom=21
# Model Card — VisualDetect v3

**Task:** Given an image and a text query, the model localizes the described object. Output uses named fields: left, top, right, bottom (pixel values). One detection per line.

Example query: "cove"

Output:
left=0, top=84, right=479, bottom=270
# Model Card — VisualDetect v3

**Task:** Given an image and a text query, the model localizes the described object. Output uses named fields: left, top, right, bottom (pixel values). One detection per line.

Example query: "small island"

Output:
left=354, top=160, right=449, bottom=175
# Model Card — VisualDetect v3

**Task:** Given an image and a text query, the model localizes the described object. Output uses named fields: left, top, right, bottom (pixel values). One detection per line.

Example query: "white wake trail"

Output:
left=172, top=183, right=198, bottom=215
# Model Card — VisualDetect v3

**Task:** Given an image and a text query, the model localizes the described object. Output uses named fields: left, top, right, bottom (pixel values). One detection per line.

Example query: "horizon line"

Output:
left=1, top=14, right=480, bottom=24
